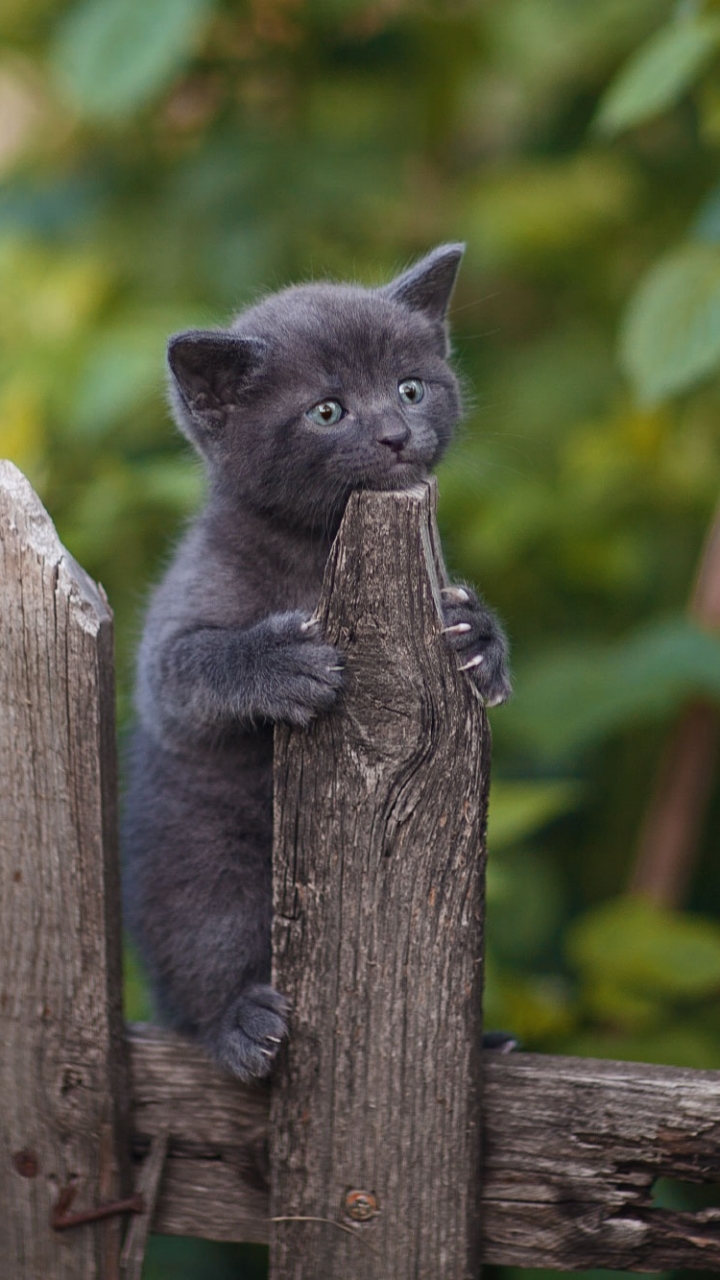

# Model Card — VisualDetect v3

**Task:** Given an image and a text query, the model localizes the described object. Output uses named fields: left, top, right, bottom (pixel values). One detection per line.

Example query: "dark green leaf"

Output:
left=505, top=617, right=720, bottom=759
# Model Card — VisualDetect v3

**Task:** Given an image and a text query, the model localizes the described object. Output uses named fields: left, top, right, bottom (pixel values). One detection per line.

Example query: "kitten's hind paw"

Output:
left=209, top=983, right=290, bottom=1081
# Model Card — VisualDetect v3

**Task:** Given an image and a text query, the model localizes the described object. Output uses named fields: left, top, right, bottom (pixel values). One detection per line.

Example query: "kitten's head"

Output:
left=167, top=244, right=464, bottom=529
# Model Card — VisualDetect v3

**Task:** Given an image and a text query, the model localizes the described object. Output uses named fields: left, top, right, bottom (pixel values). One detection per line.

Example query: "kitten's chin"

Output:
left=360, top=461, right=429, bottom=492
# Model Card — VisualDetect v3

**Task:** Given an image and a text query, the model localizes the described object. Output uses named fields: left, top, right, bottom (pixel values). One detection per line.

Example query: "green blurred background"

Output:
left=3, top=0, right=720, bottom=1275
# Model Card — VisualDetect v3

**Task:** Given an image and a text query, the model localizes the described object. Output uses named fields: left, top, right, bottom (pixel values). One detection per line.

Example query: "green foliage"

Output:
left=621, top=243, right=720, bottom=404
left=505, top=618, right=720, bottom=759
left=488, top=780, right=583, bottom=849
left=594, top=16, right=720, bottom=135
left=569, top=896, right=720, bottom=1002
left=2, top=1, right=720, bottom=1274
left=52, top=0, right=212, bottom=121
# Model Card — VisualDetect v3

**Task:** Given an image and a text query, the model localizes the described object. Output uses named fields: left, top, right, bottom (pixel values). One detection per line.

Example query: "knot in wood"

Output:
left=343, top=1189, right=378, bottom=1222
left=12, top=1149, right=39, bottom=1178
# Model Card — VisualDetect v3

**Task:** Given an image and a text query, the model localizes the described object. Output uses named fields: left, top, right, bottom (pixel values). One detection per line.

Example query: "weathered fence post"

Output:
left=270, top=479, right=490, bottom=1279
left=0, top=461, right=129, bottom=1279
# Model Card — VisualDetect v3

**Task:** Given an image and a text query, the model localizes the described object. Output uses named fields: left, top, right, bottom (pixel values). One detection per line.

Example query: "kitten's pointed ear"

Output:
left=382, top=243, right=465, bottom=321
left=167, top=329, right=266, bottom=440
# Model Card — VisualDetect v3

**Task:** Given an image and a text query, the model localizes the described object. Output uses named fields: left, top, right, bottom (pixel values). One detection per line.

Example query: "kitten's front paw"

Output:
left=258, top=611, right=344, bottom=727
left=441, top=585, right=511, bottom=707
left=210, top=983, right=290, bottom=1081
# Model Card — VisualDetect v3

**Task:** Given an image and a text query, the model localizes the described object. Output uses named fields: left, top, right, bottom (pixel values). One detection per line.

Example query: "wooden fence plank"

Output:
left=6, top=459, right=720, bottom=1277
left=0, top=460, right=129, bottom=1280
left=268, top=480, right=490, bottom=1280
left=128, top=1025, right=720, bottom=1272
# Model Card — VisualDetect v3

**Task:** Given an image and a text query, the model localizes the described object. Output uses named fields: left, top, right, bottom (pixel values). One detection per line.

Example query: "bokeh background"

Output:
left=3, top=0, right=720, bottom=1276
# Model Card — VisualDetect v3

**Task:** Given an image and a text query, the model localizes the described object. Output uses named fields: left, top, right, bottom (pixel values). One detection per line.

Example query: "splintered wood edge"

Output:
left=127, top=1025, right=720, bottom=1270
left=0, top=458, right=111, bottom=631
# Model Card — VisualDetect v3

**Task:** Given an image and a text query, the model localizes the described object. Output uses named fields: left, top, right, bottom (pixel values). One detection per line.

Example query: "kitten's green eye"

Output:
left=306, top=399, right=344, bottom=426
left=398, top=378, right=424, bottom=405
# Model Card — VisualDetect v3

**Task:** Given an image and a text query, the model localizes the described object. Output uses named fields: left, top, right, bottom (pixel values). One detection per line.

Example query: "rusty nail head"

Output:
left=344, top=1189, right=378, bottom=1222
left=13, top=1150, right=39, bottom=1178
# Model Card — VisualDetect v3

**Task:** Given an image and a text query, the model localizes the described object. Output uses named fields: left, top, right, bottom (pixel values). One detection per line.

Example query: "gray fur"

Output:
left=122, top=245, right=511, bottom=1080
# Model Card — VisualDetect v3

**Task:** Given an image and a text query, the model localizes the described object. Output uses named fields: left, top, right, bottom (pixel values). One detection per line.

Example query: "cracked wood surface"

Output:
left=270, top=481, right=490, bottom=1280
left=128, top=1025, right=720, bottom=1272
left=0, top=461, right=129, bottom=1280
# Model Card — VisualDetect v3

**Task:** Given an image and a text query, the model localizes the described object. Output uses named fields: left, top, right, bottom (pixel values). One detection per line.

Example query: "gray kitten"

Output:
left=122, top=244, right=511, bottom=1081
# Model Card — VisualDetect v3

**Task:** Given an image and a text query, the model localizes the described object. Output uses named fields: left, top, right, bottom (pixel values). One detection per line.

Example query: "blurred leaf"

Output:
left=123, top=945, right=152, bottom=1021
left=564, top=1022, right=720, bottom=1069
left=488, top=780, right=582, bottom=849
left=73, top=329, right=164, bottom=436
left=69, top=311, right=194, bottom=436
left=506, top=617, right=720, bottom=759
left=52, top=0, right=212, bottom=120
left=484, top=952, right=575, bottom=1043
left=487, top=846, right=566, bottom=964
left=691, top=177, right=720, bottom=243
left=568, top=896, right=720, bottom=999
left=0, top=379, right=45, bottom=481
left=621, top=243, right=720, bottom=404
left=594, top=17, right=720, bottom=135
left=465, top=154, right=636, bottom=265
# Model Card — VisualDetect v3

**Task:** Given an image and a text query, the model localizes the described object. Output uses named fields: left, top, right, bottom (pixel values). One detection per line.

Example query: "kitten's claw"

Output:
left=260, top=612, right=344, bottom=725
left=441, top=584, right=511, bottom=705
left=210, top=983, right=290, bottom=1081
left=459, top=653, right=484, bottom=671
left=441, top=586, right=470, bottom=603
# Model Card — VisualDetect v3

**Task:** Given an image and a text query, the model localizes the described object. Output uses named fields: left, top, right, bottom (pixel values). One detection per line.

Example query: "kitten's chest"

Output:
left=270, top=555, right=326, bottom=613
left=243, top=535, right=329, bottom=618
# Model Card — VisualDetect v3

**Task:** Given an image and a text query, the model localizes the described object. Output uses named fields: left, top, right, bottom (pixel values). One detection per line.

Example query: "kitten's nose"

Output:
left=377, top=425, right=410, bottom=454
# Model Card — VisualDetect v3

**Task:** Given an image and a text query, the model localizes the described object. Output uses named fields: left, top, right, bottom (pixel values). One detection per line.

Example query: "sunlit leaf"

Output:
left=51, top=0, right=212, bottom=120
left=595, top=17, right=720, bottom=135
left=465, top=154, right=636, bottom=265
left=568, top=897, right=720, bottom=999
left=484, top=951, right=575, bottom=1044
left=488, top=780, right=582, bottom=849
left=621, top=243, right=720, bottom=403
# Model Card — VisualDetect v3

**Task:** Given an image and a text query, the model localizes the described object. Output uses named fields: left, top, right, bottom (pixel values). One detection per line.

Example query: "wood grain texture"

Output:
left=128, top=1025, right=720, bottom=1272
left=270, top=481, right=490, bottom=1280
left=128, top=1023, right=269, bottom=1242
left=0, top=461, right=129, bottom=1280
left=481, top=1053, right=720, bottom=1271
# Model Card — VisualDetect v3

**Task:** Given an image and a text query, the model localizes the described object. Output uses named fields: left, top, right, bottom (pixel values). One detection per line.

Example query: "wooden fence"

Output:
left=2, top=456, right=720, bottom=1280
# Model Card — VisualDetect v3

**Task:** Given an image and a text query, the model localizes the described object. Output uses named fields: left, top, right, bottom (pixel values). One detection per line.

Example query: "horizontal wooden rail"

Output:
left=129, top=1023, right=720, bottom=1272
